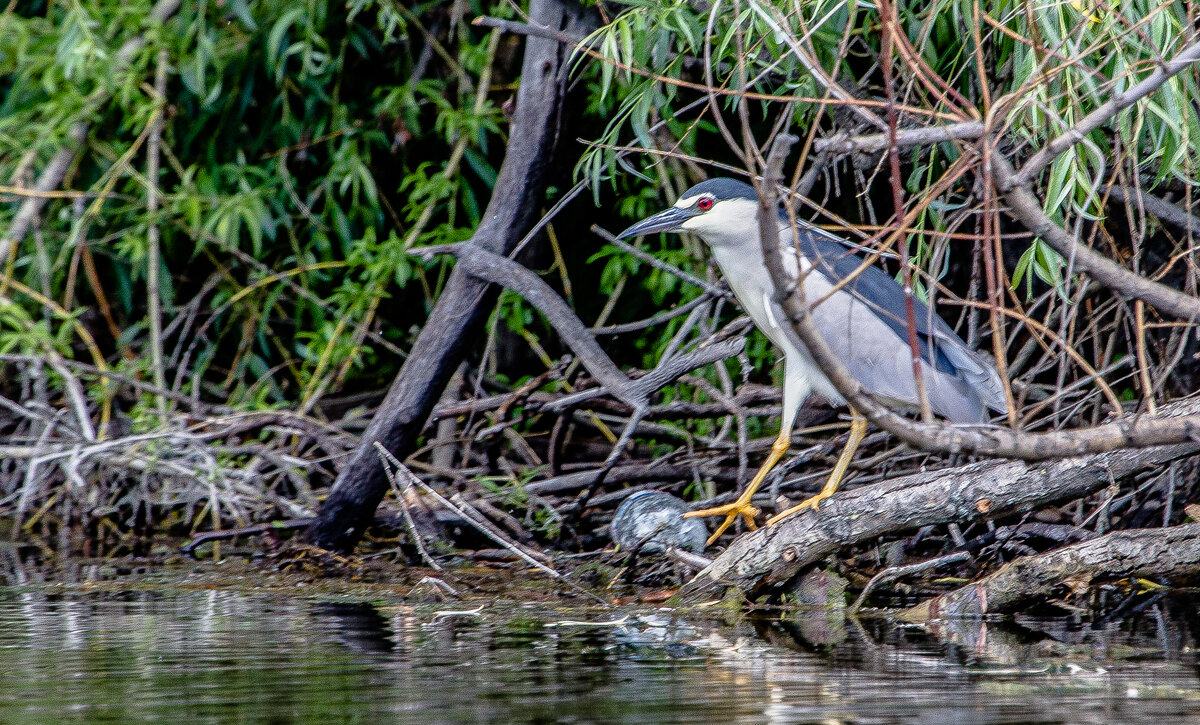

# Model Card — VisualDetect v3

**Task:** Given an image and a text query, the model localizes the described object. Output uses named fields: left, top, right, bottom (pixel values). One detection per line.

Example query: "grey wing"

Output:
left=772, top=225, right=1007, bottom=423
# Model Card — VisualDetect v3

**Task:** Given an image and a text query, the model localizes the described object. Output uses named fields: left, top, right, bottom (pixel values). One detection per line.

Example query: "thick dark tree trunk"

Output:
left=305, top=0, right=596, bottom=553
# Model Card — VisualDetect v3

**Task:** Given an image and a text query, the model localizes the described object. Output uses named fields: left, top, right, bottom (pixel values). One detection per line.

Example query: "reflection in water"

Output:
left=0, top=588, right=1197, bottom=724
left=311, top=601, right=396, bottom=654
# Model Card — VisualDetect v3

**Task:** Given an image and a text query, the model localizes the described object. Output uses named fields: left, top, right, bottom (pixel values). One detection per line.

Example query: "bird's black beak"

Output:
left=616, top=206, right=698, bottom=239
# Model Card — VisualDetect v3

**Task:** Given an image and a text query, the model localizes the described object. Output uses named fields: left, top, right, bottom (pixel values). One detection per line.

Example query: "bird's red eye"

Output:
left=697, top=197, right=713, bottom=211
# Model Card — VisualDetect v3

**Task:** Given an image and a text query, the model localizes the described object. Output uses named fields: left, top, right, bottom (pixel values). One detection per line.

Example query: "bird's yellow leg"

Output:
left=684, top=427, right=791, bottom=545
left=766, top=414, right=868, bottom=526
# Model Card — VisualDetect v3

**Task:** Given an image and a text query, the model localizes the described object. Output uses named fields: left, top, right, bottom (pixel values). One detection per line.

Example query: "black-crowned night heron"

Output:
left=618, top=178, right=1007, bottom=545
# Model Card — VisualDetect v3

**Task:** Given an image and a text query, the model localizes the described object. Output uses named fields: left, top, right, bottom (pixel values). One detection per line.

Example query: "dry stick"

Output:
left=423, top=245, right=748, bottom=510
left=571, top=405, right=648, bottom=516
left=181, top=519, right=314, bottom=558
left=520, top=462, right=724, bottom=496
left=848, top=551, right=971, bottom=615
left=0, top=123, right=87, bottom=265
left=373, top=444, right=443, bottom=572
left=414, top=243, right=643, bottom=408
left=666, top=547, right=714, bottom=571
left=812, top=121, right=985, bottom=156
left=573, top=304, right=712, bottom=514
left=992, top=154, right=1200, bottom=322
left=591, top=227, right=731, bottom=299
left=417, top=241, right=746, bottom=414
left=374, top=443, right=549, bottom=575
left=590, top=293, right=715, bottom=335
left=525, top=337, right=745, bottom=415
left=42, top=353, right=96, bottom=443
left=449, top=493, right=553, bottom=565
left=146, top=49, right=170, bottom=414
left=1106, top=185, right=1200, bottom=234
left=902, top=522, right=1200, bottom=621
left=677, top=401, right=1200, bottom=598
left=810, top=82, right=1200, bottom=322
left=373, top=443, right=611, bottom=606
left=433, top=376, right=776, bottom=421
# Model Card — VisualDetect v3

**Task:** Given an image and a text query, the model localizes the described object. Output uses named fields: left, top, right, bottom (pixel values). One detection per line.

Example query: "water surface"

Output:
left=0, top=585, right=1197, bottom=723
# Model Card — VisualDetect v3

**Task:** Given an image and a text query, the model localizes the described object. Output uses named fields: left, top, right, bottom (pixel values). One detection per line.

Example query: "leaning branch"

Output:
left=418, top=243, right=745, bottom=411
left=1012, top=38, right=1200, bottom=187
left=992, top=154, right=1200, bottom=321
left=0, top=123, right=88, bottom=264
left=304, top=0, right=598, bottom=554
left=902, top=522, right=1200, bottom=620
left=422, top=243, right=644, bottom=408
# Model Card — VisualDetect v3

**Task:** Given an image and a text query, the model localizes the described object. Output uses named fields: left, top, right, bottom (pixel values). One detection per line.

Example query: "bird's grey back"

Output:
left=787, top=222, right=1007, bottom=422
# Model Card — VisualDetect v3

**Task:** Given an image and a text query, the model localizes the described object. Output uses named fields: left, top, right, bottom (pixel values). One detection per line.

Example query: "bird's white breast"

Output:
left=704, top=221, right=846, bottom=406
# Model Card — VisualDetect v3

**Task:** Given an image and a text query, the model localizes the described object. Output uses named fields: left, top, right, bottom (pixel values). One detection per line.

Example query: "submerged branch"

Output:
left=903, top=522, right=1200, bottom=620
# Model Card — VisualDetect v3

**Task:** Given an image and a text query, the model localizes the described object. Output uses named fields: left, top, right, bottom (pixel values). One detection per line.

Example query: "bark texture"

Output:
left=903, top=523, right=1200, bottom=620
left=678, top=397, right=1200, bottom=601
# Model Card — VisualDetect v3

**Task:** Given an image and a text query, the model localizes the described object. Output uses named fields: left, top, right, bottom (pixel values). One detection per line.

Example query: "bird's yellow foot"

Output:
left=765, top=490, right=832, bottom=527
left=684, top=497, right=760, bottom=545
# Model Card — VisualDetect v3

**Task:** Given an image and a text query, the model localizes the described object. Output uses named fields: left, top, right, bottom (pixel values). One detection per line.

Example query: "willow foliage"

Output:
left=1, top=0, right=511, bottom=418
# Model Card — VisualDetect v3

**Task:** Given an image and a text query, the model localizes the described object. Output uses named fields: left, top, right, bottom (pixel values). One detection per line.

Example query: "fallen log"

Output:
left=901, top=522, right=1200, bottom=621
left=678, top=398, right=1200, bottom=602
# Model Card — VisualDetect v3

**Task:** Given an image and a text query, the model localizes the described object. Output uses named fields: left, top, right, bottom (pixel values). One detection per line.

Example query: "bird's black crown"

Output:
left=682, top=177, right=757, bottom=201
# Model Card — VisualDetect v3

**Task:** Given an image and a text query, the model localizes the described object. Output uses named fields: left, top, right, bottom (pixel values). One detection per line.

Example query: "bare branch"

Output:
left=992, top=154, right=1200, bottom=321
left=0, top=123, right=86, bottom=264
left=591, top=226, right=732, bottom=299
left=1107, top=185, right=1200, bottom=234
left=1013, top=38, right=1200, bottom=187
left=422, top=242, right=644, bottom=407
left=472, top=15, right=587, bottom=47
left=813, top=121, right=984, bottom=156
left=849, top=551, right=971, bottom=614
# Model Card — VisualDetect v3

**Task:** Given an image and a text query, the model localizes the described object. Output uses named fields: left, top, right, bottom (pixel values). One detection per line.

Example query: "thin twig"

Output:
left=812, top=121, right=985, bottom=156
left=374, top=445, right=443, bottom=571
left=373, top=443, right=611, bottom=606
left=848, top=551, right=970, bottom=614
left=146, top=48, right=170, bottom=414
left=590, top=227, right=732, bottom=299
